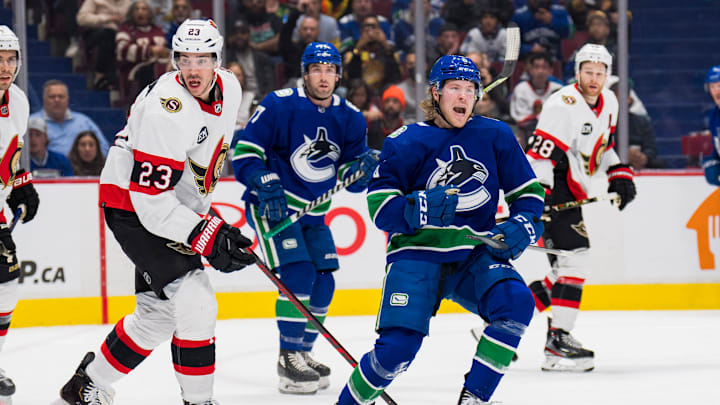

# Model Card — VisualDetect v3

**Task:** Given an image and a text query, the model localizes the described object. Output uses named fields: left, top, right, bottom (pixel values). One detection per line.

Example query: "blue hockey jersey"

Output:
left=232, top=87, right=368, bottom=223
left=368, top=116, right=545, bottom=264
left=708, top=106, right=720, bottom=161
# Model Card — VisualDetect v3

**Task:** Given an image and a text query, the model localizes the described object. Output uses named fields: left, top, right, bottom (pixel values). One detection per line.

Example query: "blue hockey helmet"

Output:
left=705, top=65, right=720, bottom=90
left=301, top=42, right=342, bottom=75
left=428, top=55, right=483, bottom=94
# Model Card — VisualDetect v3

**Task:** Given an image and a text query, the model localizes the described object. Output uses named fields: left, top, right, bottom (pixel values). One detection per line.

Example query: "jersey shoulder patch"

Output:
left=160, top=97, right=183, bottom=113
left=387, top=125, right=407, bottom=139
left=273, top=88, right=294, bottom=97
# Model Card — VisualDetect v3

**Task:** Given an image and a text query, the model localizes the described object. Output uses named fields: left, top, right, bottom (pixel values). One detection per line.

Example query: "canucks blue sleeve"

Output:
left=231, top=92, right=279, bottom=187
left=336, top=103, right=370, bottom=193
left=494, top=123, right=545, bottom=217
left=708, top=107, right=720, bottom=161
left=366, top=133, right=418, bottom=234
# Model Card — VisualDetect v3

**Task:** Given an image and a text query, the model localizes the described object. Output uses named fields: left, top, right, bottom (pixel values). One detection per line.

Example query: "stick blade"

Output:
left=500, top=22, right=520, bottom=77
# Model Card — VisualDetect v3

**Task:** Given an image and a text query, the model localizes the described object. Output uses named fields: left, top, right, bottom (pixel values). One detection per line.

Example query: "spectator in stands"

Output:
left=30, top=80, right=110, bottom=156
left=239, top=0, right=283, bottom=55
left=608, top=76, right=663, bottom=169
left=391, top=0, right=444, bottom=55
left=427, top=23, right=461, bottom=65
left=347, top=78, right=382, bottom=123
left=510, top=52, right=563, bottom=146
left=280, top=12, right=321, bottom=87
left=77, top=0, right=132, bottom=90
left=563, top=10, right=617, bottom=83
left=267, top=0, right=292, bottom=20
left=228, top=61, right=256, bottom=130
left=367, top=85, right=405, bottom=150
left=68, top=131, right=107, bottom=176
left=164, top=0, right=192, bottom=49
left=343, top=15, right=401, bottom=95
left=442, top=0, right=515, bottom=31
left=338, top=0, right=392, bottom=53
left=460, top=9, right=507, bottom=64
left=28, top=116, right=74, bottom=177
left=396, top=50, right=419, bottom=123
left=466, top=51, right=510, bottom=122
left=226, top=20, right=276, bottom=100
left=116, top=0, right=169, bottom=103
left=512, top=0, right=574, bottom=60
left=293, top=0, right=341, bottom=48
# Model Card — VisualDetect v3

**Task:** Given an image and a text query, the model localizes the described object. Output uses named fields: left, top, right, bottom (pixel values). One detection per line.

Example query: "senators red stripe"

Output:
left=173, top=364, right=215, bottom=375
left=550, top=298, right=581, bottom=309
left=171, top=336, right=215, bottom=348
left=133, top=150, right=185, bottom=171
left=101, top=342, right=133, bottom=374
left=99, top=183, right=134, bottom=212
left=115, top=317, right=152, bottom=357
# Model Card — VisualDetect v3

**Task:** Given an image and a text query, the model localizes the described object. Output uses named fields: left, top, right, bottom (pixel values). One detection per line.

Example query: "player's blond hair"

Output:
left=419, top=87, right=438, bottom=121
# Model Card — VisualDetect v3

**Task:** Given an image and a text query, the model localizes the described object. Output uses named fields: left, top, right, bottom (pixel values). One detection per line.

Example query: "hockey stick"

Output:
left=262, top=164, right=370, bottom=240
left=9, top=205, right=26, bottom=232
left=482, top=22, right=520, bottom=94
left=245, top=247, right=399, bottom=405
left=464, top=234, right=576, bottom=257
left=545, top=192, right=620, bottom=213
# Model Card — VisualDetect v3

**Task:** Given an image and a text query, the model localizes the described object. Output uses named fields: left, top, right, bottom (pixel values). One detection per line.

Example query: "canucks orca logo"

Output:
left=290, top=127, right=341, bottom=182
left=427, top=145, right=491, bottom=211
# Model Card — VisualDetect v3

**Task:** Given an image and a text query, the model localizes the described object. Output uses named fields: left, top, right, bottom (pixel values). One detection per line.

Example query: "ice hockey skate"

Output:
left=0, top=367, right=15, bottom=404
left=183, top=400, right=220, bottom=405
left=277, top=349, right=320, bottom=394
left=457, top=387, right=499, bottom=404
left=301, top=351, right=330, bottom=389
left=542, top=327, right=594, bottom=372
left=55, top=352, right=115, bottom=405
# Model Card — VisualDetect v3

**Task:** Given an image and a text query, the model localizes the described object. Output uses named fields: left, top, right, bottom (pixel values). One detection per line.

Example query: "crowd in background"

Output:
left=26, top=0, right=667, bottom=179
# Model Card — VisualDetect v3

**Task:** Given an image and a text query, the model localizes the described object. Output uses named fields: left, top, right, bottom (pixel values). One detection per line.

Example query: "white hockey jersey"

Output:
left=100, top=69, right=242, bottom=243
left=526, top=82, right=620, bottom=199
left=0, top=84, right=29, bottom=220
left=509, top=79, right=562, bottom=125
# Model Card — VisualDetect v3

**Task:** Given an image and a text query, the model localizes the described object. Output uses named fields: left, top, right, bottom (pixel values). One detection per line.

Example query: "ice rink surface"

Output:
left=4, top=310, right=720, bottom=404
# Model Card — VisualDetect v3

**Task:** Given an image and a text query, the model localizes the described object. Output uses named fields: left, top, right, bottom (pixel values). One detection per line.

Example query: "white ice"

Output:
left=4, top=310, right=720, bottom=404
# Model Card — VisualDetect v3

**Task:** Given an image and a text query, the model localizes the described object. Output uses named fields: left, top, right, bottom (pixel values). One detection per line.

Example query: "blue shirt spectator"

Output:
left=27, top=116, right=74, bottom=177
left=163, top=0, right=191, bottom=49
left=512, top=0, right=574, bottom=59
left=391, top=0, right=444, bottom=55
left=338, top=0, right=392, bottom=52
left=30, top=80, right=109, bottom=156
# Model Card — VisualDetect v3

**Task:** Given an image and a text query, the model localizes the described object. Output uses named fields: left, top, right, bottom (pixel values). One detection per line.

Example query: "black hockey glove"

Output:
left=0, top=225, right=15, bottom=255
left=7, top=170, right=39, bottom=223
left=188, top=217, right=256, bottom=273
left=607, top=164, right=636, bottom=211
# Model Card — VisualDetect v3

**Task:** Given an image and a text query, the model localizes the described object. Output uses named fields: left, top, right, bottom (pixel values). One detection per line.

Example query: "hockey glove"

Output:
left=486, top=212, right=544, bottom=260
left=188, top=217, right=256, bottom=273
left=0, top=225, right=15, bottom=255
left=607, top=164, right=636, bottom=211
left=702, top=157, right=720, bottom=186
left=251, top=171, right=288, bottom=222
left=7, top=170, right=39, bottom=223
left=403, top=185, right=459, bottom=231
left=349, top=149, right=381, bottom=189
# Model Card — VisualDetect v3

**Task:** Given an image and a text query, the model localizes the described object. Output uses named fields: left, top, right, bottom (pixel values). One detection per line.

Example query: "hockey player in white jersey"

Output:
left=55, top=20, right=255, bottom=405
left=0, top=25, right=41, bottom=404
left=525, top=43, right=636, bottom=372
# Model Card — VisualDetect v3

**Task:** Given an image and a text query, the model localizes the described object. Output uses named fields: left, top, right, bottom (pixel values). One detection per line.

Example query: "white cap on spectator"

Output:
left=28, top=116, right=46, bottom=133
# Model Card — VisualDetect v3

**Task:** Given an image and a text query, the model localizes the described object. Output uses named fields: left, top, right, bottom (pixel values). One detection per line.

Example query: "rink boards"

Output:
left=10, top=171, right=720, bottom=326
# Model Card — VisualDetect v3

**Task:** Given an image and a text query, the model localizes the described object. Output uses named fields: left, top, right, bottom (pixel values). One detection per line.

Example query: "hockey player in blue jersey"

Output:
left=231, top=42, right=379, bottom=395
left=703, top=65, right=720, bottom=186
left=335, top=55, right=546, bottom=405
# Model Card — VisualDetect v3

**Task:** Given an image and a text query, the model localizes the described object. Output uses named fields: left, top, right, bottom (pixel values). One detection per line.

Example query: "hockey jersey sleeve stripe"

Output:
left=504, top=180, right=545, bottom=205
left=337, top=160, right=354, bottom=181
left=525, top=129, right=568, bottom=164
left=99, top=183, right=135, bottom=212
left=233, top=141, right=266, bottom=162
left=129, top=150, right=185, bottom=195
left=367, top=189, right=403, bottom=222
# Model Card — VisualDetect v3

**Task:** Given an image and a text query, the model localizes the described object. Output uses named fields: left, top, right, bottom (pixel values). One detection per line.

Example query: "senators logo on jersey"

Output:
left=189, top=139, right=228, bottom=195
left=0, top=135, right=21, bottom=189
left=579, top=135, right=608, bottom=176
left=161, top=97, right=182, bottom=113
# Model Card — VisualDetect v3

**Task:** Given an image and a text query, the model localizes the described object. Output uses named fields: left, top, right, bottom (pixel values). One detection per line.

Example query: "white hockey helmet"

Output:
left=574, top=43, right=612, bottom=77
left=171, top=19, right=224, bottom=70
left=0, top=25, right=21, bottom=81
